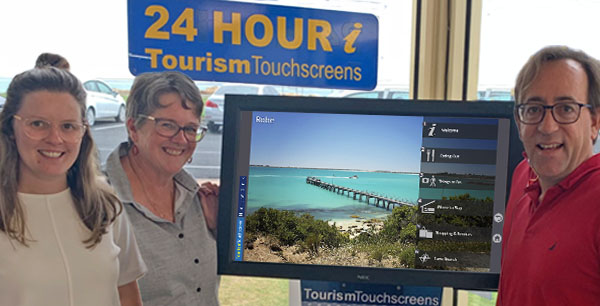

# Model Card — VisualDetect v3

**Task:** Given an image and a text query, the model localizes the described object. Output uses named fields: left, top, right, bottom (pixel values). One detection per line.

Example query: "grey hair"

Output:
left=126, top=71, right=203, bottom=135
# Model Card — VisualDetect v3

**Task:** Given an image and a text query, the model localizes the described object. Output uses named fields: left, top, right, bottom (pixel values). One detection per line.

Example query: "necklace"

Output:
left=127, top=154, right=175, bottom=221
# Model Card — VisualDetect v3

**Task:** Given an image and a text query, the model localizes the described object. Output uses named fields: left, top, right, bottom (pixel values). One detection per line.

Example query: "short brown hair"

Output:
left=34, top=52, right=70, bottom=70
left=514, top=46, right=600, bottom=110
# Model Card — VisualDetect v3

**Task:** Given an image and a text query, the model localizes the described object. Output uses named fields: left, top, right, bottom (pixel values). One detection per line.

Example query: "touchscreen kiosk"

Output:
left=217, top=95, right=522, bottom=289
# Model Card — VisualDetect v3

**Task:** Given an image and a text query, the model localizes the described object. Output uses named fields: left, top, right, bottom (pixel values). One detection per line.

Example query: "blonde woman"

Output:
left=0, top=67, right=146, bottom=306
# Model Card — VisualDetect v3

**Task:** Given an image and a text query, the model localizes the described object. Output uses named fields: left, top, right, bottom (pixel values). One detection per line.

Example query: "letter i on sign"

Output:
left=343, top=23, right=362, bottom=54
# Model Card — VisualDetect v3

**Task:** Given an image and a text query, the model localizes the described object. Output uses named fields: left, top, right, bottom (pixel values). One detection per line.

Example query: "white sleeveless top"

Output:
left=0, top=189, right=146, bottom=306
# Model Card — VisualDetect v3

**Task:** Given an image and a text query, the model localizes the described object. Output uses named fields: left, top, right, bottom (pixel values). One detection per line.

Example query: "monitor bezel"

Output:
left=217, top=95, right=522, bottom=290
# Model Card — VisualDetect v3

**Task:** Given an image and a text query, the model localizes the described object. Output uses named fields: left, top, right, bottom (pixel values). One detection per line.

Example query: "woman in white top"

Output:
left=0, top=67, right=146, bottom=306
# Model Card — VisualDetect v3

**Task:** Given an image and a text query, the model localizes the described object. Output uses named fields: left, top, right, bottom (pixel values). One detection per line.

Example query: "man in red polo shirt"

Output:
left=497, top=46, right=600, bottom=305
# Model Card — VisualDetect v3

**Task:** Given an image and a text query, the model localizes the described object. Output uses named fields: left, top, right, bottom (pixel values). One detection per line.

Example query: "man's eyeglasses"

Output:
left=139, top=115, right=207, bottom=142
left=13, top=115, right=87, bottom=143
left=515, top=101, right=593, bottom=125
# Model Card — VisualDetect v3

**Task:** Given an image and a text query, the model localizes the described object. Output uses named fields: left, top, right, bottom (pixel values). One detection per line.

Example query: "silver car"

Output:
left=83, top=80, right=126, bottom=125
left=204, top=84, right=280, bottom=132
left=337, top=88, right=410, bottom=100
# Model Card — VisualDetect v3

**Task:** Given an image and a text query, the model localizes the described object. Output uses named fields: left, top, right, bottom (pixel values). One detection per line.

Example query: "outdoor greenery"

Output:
left=466, top=291, right=498, bottom=306
left=219, top=275, right=288, bottom=306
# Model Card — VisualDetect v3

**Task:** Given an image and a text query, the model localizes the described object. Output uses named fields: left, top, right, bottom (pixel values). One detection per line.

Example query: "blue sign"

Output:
left=300, top=280, right=443, bottom=306
left=128, top=0, right=378, bottom=89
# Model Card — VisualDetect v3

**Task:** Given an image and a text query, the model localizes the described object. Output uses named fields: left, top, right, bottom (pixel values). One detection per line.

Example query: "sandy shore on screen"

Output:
left=329, top=217, right=384, bottom=238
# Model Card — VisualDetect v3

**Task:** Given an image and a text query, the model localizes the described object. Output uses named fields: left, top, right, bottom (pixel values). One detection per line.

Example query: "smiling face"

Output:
left=518, top=59, right=600, bottom=189
left=14, top=90, right=84, bottom=192
left=128, top=92, right=200, bottom=177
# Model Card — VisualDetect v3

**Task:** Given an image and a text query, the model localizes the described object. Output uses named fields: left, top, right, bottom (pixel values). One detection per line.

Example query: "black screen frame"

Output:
left=217, top=95, right=523, bottom=290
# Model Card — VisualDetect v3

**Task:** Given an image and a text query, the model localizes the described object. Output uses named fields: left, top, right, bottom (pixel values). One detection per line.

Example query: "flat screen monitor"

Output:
left=217, top=95, right=523, bottom=289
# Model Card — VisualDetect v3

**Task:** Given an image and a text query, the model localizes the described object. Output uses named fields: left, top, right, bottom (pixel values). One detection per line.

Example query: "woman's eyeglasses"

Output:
left=13, top=115, right=87, bottom=143
left=139, top=115, right=207, bottom=142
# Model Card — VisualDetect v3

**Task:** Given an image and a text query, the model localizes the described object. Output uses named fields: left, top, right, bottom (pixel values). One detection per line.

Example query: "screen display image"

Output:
left=218, top=96, right=522, bottom=289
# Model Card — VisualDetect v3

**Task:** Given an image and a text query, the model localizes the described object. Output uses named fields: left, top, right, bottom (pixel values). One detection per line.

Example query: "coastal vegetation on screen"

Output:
left=244, top=192, right=493, bottom=271
left=244, top=205, right=420, bottom=268
left=351, top=205, right=419, bottom=268
left=245, top=207, right=349, bottom=254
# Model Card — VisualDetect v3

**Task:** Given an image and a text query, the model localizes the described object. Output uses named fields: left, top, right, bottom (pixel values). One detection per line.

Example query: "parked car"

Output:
left=330, top=87, right=410, bottom=100
left=477, top=88, right=513, bottom=101
left=82, top=79, right=126, bottom=125
left=204, top=84, right=280, bottom=132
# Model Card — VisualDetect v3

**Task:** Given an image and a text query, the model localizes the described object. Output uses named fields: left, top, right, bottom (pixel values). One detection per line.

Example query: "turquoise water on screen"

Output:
left=247, top=166, right=419, bottom=223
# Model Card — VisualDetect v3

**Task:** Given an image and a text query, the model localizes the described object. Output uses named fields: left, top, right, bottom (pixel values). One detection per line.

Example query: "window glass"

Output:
left=215, top=85, right=260, bottom=95
left=0, top=0, right=428, bottom=303
left=478, top=0, right=600, bottom=101
left=83, top=82, right=98, bottom=92
left=469, top=0, right=600, bottom=299
left=233, top=0, right=413, bottom=97
left=390, top=91, right=410, bottom=99
left=97, top=82, right=113, bottom=94
left=346, top=92, right=380, bottom=98
left=263, top=86, right=279, bottom=95
left=0, top=0, right=413, bottom=181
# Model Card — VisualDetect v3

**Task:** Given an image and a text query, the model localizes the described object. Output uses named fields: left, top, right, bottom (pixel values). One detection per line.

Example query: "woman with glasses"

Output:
left=104, top=71, right=220, bottom=306
left=0, top=67, right=146, bottom=306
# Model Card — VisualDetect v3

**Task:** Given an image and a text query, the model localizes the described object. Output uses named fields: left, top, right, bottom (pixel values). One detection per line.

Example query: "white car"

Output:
left=331, top=87, right=410, bottom=100
left=477, top=88, right=513, bottom=101
left=204, top=84, right=280, bottom=132
left=83, top=80, right=126, bottom=125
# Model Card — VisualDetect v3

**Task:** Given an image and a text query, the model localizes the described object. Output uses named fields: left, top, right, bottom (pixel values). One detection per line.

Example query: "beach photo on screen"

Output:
left=242, top=111, right=424, bottom=268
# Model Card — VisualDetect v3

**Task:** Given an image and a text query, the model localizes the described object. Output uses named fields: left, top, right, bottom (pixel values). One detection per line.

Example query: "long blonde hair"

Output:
left=0, top=68, right=121, bottom=248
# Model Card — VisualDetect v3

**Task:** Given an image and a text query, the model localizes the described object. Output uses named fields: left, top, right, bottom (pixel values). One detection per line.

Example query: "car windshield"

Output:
left=215, top=85, right=259, bottom=95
